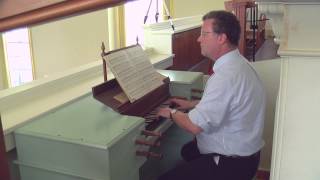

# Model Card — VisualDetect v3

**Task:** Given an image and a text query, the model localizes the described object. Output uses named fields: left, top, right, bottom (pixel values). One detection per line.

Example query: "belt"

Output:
left=210, top=151, right=260, bottom=159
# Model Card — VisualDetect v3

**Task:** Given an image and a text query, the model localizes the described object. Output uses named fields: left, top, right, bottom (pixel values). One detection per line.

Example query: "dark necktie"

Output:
left=208, top=60, right=214, bottom=75
left=208, top=63, right=214, bottom=75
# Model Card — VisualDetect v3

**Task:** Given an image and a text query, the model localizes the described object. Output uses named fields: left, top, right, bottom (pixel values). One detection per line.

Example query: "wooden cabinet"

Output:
left=144, top=16, right=205, bottom=71
left=172, top=27, right=203, bottom=70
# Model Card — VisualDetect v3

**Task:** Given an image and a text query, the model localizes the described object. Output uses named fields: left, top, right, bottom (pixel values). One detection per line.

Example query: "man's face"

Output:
left=197, top=19, right=221, bottom=60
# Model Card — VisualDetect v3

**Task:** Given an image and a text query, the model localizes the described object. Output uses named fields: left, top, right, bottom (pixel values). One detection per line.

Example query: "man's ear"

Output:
left=218, top=33, right=228, bottom=44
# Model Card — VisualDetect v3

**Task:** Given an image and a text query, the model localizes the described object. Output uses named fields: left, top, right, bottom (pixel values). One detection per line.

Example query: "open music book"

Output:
left=104, top=45, right=164, bottom=103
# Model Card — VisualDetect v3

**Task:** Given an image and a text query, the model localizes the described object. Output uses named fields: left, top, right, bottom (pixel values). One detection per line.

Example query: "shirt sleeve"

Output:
left=188, top=74, right=233, bottom=133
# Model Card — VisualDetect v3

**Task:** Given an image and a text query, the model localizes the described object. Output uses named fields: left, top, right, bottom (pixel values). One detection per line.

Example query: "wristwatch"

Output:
left=170, top=109, right=177, bottom=119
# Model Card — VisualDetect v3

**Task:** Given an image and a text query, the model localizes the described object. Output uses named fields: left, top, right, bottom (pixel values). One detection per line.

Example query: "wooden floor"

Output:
left=256, top=170, right=270, bottom=180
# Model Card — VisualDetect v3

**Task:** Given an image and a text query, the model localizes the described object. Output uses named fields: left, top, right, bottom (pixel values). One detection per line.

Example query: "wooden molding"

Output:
left=0, top=0, right=66, bottom=19
left=0, top=0, right=134, bottom=32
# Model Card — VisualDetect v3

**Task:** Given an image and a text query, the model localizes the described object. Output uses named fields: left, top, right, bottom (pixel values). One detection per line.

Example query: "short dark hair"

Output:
left=202, top=10, right=241, bottom=46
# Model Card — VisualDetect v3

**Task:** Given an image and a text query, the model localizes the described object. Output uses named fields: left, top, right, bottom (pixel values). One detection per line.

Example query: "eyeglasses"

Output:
left=200, top=31, right=214, bottom=37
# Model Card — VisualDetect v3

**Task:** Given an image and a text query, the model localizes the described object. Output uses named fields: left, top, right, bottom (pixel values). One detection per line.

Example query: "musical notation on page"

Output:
left=104, top=45, right=164, bottom=103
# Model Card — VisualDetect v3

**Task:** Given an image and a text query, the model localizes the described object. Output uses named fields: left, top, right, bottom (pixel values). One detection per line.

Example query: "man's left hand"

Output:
left=157, top=108, right=171, bottom=119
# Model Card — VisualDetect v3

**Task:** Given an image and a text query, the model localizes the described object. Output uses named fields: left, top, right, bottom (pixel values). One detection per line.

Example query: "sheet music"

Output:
left=104, top=45, right=164, bottom=103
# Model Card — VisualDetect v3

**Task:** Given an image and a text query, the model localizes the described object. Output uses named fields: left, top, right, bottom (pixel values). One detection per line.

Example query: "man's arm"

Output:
left=172, top=110, right=203, bottom=135
left=171, top=98, right=200, bottom=110
left=157, top=108, right=202, bottom=135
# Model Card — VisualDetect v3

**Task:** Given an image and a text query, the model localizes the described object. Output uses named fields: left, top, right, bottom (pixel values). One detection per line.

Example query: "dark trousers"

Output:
left=158, top=140, right=260, bottom=180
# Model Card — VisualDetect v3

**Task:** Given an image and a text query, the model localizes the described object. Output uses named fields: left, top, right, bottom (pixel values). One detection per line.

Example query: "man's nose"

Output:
left=197, top=36, right=202, bottom=42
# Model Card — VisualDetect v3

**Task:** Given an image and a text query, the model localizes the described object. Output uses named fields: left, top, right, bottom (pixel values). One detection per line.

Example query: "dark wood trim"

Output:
left=171, top=27, right=203, bottom=70
left=0, top=116, right=10, bottom=180
left=225, top=1, right=254, bottom=55
left=225, top=0, right=266, bottom=61
left=0, top=0, right=134, bottom=32
left=0, top=0, right=66, bottom=19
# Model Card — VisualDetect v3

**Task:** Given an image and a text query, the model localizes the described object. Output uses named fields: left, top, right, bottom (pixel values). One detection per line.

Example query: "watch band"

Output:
left=170, top=109, right=177, bottom=119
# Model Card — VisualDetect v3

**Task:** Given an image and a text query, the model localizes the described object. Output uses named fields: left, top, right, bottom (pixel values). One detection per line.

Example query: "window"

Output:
left=124, top=0, right=164, bottom=46
left=2, top=28, right=33, bottom=87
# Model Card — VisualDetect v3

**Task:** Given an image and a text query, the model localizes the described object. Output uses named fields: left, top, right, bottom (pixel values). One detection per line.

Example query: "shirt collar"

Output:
left=213, top=49, right=240, bottom=72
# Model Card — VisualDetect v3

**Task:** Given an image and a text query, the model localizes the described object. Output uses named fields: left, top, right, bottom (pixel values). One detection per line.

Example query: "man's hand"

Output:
left=157, top=106, right=203, bottom=135
left=157, top=107, right=171, bottom=119
left=170, top=98, right=198, bottom=110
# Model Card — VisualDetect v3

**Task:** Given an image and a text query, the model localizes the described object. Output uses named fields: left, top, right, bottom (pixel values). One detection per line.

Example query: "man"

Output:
left=157, top=10, right=266, bottom=180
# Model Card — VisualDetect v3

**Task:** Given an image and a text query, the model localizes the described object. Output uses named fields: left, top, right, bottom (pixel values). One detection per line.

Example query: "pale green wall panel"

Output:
left=30, top=9, right=109, bottom=79
left=173, top=0, right=225, bottom=18
left=252, top=60, right=281, bottom=170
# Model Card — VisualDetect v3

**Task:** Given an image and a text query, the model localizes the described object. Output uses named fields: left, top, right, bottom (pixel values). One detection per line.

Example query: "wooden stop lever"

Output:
left=141, top=130, right=162, bottom=138
left=191, top=96, right=201, bottom=100
left=191, top=89, right=204, bottom=93
left=135, top=139, right=160, bottom=147
left=136, top=150, right=163, bottom=159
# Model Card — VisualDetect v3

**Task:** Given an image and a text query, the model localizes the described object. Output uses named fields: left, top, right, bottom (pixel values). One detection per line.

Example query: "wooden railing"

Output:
left=0, top=0, right=133, bottom=32
left=225, top=0, right=267, bottom=61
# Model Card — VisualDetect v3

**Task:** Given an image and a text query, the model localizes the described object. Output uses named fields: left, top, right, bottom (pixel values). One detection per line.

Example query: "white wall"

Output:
left=252, top=59, right=280, bottom=170
left=30, top=9, right=109, bottom=79
left=3, top=0, right=226, bottom=85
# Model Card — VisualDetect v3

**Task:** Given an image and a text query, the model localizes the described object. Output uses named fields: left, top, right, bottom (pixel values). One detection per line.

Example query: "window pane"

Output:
left=3, top=27, right=33, bottom=87
left=125, top=0, right=163, bottom=46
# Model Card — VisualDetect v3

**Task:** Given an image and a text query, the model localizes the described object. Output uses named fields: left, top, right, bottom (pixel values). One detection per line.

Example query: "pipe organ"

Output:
left=14, top=69, right=204, bottom=180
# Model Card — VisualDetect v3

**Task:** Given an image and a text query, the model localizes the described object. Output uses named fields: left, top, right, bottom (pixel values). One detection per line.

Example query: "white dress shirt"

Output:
left=188, top=49, right=266, bottom=156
